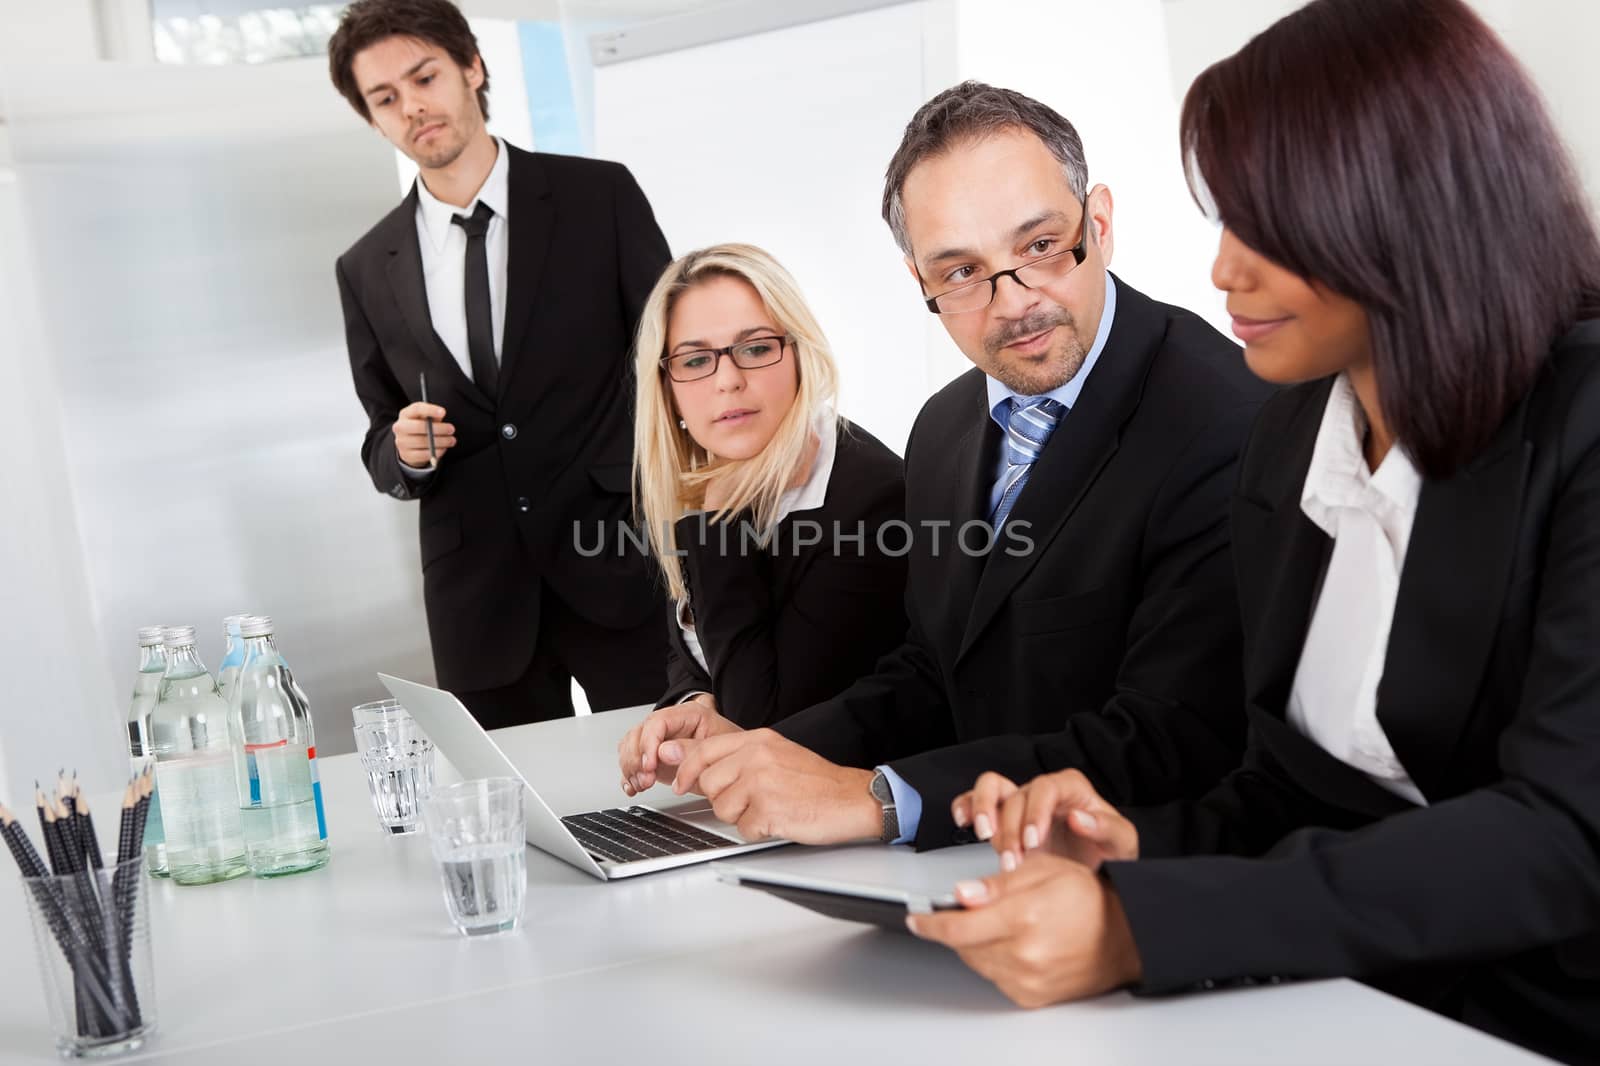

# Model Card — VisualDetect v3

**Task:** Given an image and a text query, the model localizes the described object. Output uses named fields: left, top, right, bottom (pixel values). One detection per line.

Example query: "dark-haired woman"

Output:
left=909, top=1, right=1600, bottom=1061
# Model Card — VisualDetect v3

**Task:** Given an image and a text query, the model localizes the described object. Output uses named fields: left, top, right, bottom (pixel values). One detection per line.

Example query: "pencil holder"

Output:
left=20, top=857, right=157, bottom=1058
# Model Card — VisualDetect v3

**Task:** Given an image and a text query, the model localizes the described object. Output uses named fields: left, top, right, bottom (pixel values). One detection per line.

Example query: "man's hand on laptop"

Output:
left=619, top=694, right=740, bottom=795
left=660, top=730, right=880, bottom=845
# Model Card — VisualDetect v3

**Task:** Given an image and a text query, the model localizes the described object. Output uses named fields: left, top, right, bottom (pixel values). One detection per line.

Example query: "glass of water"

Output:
left=421, top=778, right=527, bottom=937
left=352, top=699, right=435, bottom=835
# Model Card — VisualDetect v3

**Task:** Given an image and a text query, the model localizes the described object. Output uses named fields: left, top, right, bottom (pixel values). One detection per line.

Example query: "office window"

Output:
left=150, top=2, right=344, bottom=65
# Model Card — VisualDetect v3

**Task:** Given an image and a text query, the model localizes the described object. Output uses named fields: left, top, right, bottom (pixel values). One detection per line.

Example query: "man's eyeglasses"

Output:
left=921, top=201, right=1091, bottom=315
left=660, top=335, right=792, bottom=383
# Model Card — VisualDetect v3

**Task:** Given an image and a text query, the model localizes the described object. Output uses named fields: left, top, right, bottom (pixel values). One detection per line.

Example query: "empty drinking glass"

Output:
left=21, top=857, right=157, bottom=1058
left=422, top=778, right=526, bottom=937
left=351, top=699, right=435, bottom=835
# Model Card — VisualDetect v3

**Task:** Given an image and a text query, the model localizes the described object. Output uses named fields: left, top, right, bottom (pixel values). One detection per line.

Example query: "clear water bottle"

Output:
left=151, top=625, right=248, bottom=886
left=216, top=614, right=250, bottom=702
left=127, top=626, right=170, bottom=877
left=228, top=616, right=330, bottom=877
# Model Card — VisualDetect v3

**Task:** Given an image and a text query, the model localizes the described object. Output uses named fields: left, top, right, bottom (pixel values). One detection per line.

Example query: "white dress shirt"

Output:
left=400, top=139, right=512, bottom=478
left=676, top=411, right=840, bottom=674
left=415, top=136, right=510, bottom=377
left=1286, top=372, right=1427, bottom=805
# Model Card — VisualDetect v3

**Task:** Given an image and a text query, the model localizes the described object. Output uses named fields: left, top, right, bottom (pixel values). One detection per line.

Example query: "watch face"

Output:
left=870, top=771, right=893, bottom=805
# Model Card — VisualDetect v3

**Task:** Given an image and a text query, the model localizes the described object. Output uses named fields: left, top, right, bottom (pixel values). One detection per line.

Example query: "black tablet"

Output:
left=715, top=864, right=962, bottom=932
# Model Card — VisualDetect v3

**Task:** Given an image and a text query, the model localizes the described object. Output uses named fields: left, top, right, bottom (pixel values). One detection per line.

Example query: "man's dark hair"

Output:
left=1182, top=0, right=1600, bottom=478
left=881, top=81, right=1088, bottom=256
left=328, top=0, right=490, bottom=123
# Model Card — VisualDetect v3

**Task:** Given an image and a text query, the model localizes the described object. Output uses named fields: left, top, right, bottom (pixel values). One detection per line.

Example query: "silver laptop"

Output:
left=378, top=673, right=786, bottom=880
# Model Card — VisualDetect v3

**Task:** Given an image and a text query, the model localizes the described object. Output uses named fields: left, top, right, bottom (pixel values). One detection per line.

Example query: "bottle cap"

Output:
left=239, top=616, right=274, bottom=639
left=136, top=625, right=166, bottom=646
left=161, top=624, right=197, bottom=648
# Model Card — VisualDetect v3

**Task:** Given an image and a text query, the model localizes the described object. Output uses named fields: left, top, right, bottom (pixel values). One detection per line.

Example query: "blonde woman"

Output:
left=627, top=244, right=908, bottom=760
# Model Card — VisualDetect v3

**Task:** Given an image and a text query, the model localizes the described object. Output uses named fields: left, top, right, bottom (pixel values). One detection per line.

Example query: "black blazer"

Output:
left=336, top=146, right=672, bottom=691
left=775, top=275, right=1272, bottom=847
left=1106, top=320, right=1600, bottom=1066
left=657, top=422, right=909, bottom=726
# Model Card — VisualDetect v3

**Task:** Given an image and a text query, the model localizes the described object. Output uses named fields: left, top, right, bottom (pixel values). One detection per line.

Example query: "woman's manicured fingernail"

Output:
left=975, top=814, right=993, bottom=840
left=956, top=880, right=988, bottom=902
left=1022, top=825, right=1040, bottom=850
left=1001, top=850, right=1018, bottom=872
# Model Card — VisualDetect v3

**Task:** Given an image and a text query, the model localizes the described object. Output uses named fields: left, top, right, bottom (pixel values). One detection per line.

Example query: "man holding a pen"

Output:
left=329, top=0, right=673, bottom=726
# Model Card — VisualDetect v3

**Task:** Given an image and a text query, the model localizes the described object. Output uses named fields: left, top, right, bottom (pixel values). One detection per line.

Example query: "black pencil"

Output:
left=76, top=791, right=104, bottom=872
left=1, top=804, right=48, bottom=878
left=115, top=782, right=137, bottom=866
left=34, top=783, right=57, bottom=872
left=106, top=781, right=143, bottom=1034
left=40, top=794, right=67, bottom=875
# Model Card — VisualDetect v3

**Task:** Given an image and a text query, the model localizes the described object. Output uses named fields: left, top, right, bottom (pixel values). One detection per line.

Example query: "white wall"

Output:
left=1161, top=0, right=1600, bottom=212
left=0, top=157, right=124, bottom=794
left=1, top=57, right=408, bottom=795
left=593, top=3, right=959, bottom=455
left=954, top=0, right=1228, bottom=332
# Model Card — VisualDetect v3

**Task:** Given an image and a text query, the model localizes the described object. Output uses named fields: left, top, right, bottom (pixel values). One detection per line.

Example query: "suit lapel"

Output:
left=945, top=392, right=995, bottom=628
left=956, top=276, right=1161, bottom=662
left=1235, top=379, right=1421, bottom=821
left=384, top=184, right=492, bottom=412
left=1234, top=382, right=1331, bottom=725
left=497, top=147, right=556, bottom=396
left=1377, top=414, right=1530, bottom=797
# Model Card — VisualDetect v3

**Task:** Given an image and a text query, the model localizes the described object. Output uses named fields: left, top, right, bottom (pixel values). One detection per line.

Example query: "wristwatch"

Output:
left=869, top=769, right=900, bottom=844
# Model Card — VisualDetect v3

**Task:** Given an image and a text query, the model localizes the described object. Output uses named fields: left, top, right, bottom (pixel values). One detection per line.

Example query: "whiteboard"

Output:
left=594, top=3, right=956, bottom=456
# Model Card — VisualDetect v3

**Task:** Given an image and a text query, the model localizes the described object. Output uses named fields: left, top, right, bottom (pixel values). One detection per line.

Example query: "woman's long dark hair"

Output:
left=1182, top=0, right=1600, bottom=478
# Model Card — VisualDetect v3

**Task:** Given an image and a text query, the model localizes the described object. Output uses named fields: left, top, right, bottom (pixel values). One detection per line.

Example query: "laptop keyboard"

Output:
left=561, top=806, right=740, bottom=865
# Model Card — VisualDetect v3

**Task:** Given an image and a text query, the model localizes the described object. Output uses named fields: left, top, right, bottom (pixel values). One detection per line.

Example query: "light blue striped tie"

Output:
left=991, top=397, right=1066, bottom=528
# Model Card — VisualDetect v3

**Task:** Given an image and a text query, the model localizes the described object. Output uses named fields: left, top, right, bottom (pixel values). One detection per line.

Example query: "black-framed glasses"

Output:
left=660, top=334, right=792, bottom=383
left=921, top=200, right=1092, bottom=315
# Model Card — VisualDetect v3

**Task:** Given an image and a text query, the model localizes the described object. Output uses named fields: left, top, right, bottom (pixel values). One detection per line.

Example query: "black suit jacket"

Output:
left=775, top=275, right=1272, bottom=847
left=336, top=146, right=671, bottom=691
left=657, top=422, right=909, bottom=725
left=1106, top=320, right=1600, bottom=1066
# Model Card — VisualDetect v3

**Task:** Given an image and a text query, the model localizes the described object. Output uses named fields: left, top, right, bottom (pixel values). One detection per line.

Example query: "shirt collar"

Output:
left=414, top=136, right=510, bottom=255
left=986, top=271, right=1118, bottom=427
left=777, top=409, right=839, bottom=520
left=1299, top=371, right=1423, bottom=537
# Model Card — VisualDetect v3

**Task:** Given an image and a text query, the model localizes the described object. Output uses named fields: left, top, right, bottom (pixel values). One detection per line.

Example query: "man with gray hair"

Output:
left=617, top=81, right=1269, bottom=850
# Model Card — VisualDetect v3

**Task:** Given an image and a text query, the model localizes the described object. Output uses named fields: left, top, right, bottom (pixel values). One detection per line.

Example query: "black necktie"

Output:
left=450, top=202, right=499, bottom=399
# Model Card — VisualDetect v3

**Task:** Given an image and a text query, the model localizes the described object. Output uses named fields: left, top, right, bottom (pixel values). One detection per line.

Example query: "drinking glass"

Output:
left=421, top=778, right=527, bottom=936
left=351, top=699, right=435, bottom=835
left=21, top=857, right=157, bottom=1058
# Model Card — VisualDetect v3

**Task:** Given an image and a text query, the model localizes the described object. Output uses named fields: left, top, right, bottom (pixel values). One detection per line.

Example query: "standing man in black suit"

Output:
left=617, top=82, right=1270, bottom=847
left=327, top=0, right=672, bottom=726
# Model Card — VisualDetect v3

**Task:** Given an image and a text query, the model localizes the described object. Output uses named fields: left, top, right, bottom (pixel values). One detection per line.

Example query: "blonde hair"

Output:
left=633, top=243, right=842, bottom=602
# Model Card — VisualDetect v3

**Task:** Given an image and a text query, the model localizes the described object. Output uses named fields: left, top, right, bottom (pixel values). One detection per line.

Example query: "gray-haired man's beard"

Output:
left=983, top=309, right=1088, bottom=396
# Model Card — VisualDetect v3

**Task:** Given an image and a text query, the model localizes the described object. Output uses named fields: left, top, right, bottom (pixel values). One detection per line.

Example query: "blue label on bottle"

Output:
left=309, top=749, right=328, bottom=840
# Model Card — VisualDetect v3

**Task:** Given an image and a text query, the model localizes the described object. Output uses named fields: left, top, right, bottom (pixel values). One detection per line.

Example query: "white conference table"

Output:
left=0, top=706, right=1553, bottom=1064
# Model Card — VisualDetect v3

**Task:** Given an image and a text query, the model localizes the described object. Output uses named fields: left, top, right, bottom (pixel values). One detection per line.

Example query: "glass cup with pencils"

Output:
left=1, top=769, right=159, bottom=1057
